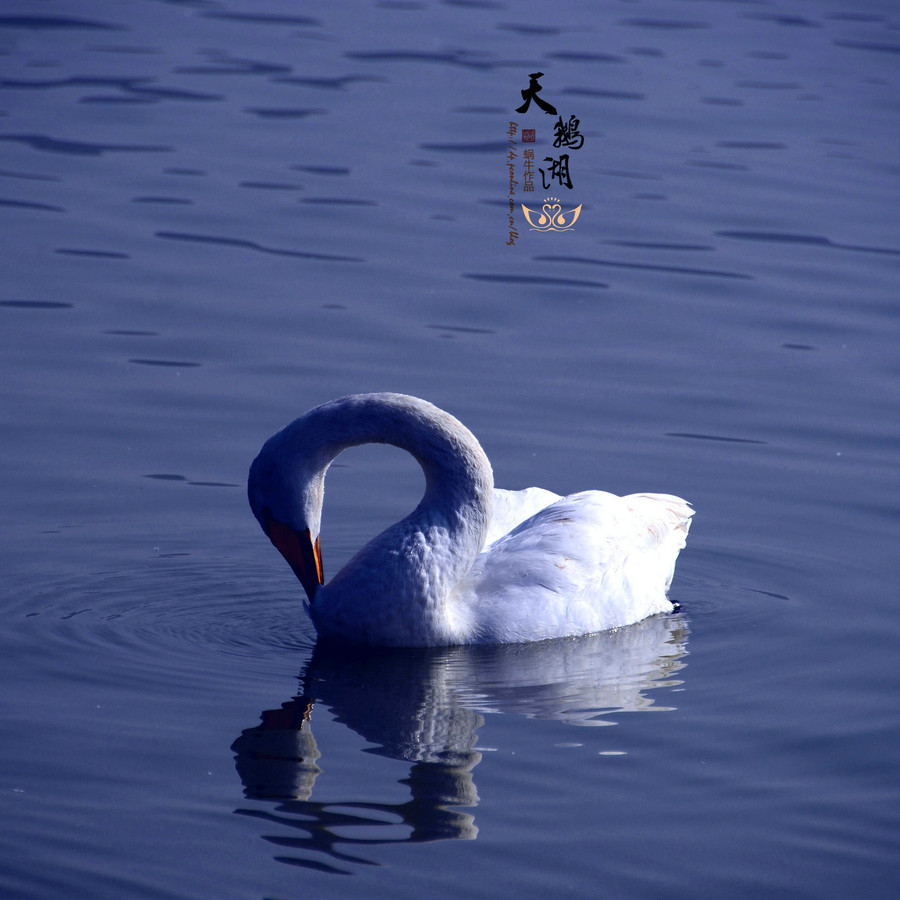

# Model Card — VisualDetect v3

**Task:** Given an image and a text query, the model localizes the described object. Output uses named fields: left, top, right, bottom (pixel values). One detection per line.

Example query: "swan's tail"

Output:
left=624, top=493, right=694, bottom=590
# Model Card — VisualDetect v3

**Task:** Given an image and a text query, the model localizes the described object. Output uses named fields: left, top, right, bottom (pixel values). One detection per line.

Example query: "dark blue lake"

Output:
left=2, top=1, right=898, bottom=897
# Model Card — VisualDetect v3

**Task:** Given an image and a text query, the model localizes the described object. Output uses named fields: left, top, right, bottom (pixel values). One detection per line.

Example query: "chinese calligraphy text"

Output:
left=508, top=72, right=587, bottom=238
left=515, top=72, right=557, bottom=116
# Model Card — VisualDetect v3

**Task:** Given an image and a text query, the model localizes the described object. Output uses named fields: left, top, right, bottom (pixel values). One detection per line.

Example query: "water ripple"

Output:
left=154, top=230, right=365, bottom=263
left=0, top=15, right=122, bottom=30
left=734, top=81, right=803, bottom=91
left=174, top=53, right=292, bottom=78
left=605, top=240, right=714, bottom=252
left=245, top=107, right=326, bottom=119
left=834, top=39, right=900, bottom=55
left=497, top=23, right=561, bottom=36
left=667, top=432, right=768, bottom=445
left=80, top=95, right=153, bottom=106
left=129, top=358, right=201, bottom=368
left=562, top=87, right=646, bottom=101
left=299, top=197, right=376, bottom=206
left=130, top=195, right=192, bottom=204
left=464, top=273, right=609, bottom=289
left=546, top=51, right=626, bottom=63
left=345, top=50, right=496, bottom=70
left=689, top=159, right=750, bottom=171
left=0, top=76, right=222, bottom=103
left=1, top=299, right=72, bottom=309
left=0, top=168, right=59, bottom=182
left=291, top=165, right=350, bottom=176
left=425, top=323, right=496, bottom=335
left=275, top=75, right=385, bottom=90
left=0, top=197, right=64, bottom=212
left=238, top=181, right=302, bottom=191
left=620, top=18, right=710, bottom=30
left=55, top=248, right=129, bottom=259
left=12, top=562, right=314, bottom=688
left=0, top=133, right=171, bottom=156
left=420, top=140, right=508, bottom=153
left=744, top=12, right=820, bottom=28
left=534, top=254, right=752, bottom=280
left=104, top=329, right=158, bottom=335
left=202, top=12, right=321, bottom=26
left=717, top=230, right=900, bottom=256
left=717, top=140, right=787, bottom=150
left=443, top=0, right=504, bottom=8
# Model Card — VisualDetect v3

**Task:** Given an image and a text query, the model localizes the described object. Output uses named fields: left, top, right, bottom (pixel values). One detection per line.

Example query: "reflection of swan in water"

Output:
left=232, top=614, right=688, bottom=873
left=248, top=392, right=693, bottom=646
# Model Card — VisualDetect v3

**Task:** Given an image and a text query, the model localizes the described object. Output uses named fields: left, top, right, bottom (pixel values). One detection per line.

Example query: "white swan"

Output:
left=248, top=393, right=693, bottom=647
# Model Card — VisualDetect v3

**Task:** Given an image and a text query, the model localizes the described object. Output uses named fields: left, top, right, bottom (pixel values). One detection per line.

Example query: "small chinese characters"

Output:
left=523, top=148, right=535, bottom=193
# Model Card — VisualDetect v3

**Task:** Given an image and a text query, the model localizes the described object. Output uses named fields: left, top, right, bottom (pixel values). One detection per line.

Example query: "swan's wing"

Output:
left=459, top=491, right=693, bottom=643
left=487, top=487, right=561, bottom=547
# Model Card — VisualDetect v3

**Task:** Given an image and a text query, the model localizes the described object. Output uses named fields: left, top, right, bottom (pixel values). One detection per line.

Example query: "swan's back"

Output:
left=457, top=491, right=692, bottom=644
left=487, top=487, right=561, bottom=546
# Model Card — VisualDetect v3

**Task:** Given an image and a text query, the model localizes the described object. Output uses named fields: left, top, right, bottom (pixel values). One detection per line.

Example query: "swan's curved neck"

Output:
left=311, top=394, right=491, bottom=513
left=252, top=393, right=494, bottom=563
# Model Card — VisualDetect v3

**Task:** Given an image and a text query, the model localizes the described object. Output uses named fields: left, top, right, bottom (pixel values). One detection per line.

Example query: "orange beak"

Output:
left=262, top=511, right=323, bottom=602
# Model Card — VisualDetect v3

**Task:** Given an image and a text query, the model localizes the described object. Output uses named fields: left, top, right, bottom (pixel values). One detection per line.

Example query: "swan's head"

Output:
left=248, top=435, right=325, bottom=603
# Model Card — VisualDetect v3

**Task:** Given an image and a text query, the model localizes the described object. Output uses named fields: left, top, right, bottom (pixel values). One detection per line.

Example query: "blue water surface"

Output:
left=1, top=1, right=898, bottom=898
